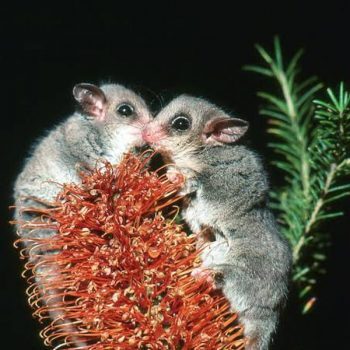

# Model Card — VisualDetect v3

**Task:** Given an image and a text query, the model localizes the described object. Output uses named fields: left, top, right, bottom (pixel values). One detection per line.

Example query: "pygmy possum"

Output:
left=142, top=95, right=292, bottom=350
left=13, top=82, right=152, bottom=348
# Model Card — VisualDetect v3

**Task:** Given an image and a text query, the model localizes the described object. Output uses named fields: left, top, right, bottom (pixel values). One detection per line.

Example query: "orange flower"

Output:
left=14, top=152, right=245, bottom=349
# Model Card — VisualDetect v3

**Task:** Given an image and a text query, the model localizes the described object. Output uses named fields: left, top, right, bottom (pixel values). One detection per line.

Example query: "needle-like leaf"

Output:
left=245, top=38, right=350, bottom=313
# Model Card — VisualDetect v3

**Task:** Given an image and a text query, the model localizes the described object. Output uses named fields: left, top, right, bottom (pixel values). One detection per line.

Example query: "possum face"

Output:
left=142, top=95, right=249, bottom=171
left=73, top=83, right=152, bottom=161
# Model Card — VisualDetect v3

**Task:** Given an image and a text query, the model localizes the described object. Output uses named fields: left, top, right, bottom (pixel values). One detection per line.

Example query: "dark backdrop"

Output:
left=1, top=2, right=349, bottom=349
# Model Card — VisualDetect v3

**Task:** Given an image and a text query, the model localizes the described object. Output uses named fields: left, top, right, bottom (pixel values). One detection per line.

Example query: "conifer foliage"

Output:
left=245, top=38, right=350, bottom=312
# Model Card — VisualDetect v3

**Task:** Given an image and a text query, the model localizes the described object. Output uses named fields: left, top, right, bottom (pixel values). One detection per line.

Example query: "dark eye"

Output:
left=116, top=103, right=134, bottom=117
left=170, top=115, right=191, bottom=131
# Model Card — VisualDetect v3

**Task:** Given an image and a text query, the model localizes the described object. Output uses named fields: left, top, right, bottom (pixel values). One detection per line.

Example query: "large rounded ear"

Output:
left=203, top=117, right=249, bottom=144
left=73, top=83, right=107, bottom=120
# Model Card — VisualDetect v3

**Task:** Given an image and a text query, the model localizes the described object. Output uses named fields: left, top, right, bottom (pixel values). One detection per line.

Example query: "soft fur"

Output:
left=13, top=83, right=152, bottom=349
left=144, top=95, right=292, bottom=350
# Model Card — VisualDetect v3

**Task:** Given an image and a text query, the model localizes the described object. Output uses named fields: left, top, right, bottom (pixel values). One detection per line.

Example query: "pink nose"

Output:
left=142, top=127, right=165, bottom=144
left=142, top=129, right=154, bottom=143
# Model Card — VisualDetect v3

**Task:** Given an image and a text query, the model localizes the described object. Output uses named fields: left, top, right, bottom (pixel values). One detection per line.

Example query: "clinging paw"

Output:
left=166, top=167, right=184, bottom=184
left=166, top=167, right=199, bottom=195
left=191, top=267, right=215, bottom=285
left=191, top=266, right=225, bottom=289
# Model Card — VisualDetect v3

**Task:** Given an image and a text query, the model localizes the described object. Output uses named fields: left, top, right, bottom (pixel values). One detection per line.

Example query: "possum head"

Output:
left=73, top=83, right=152, bottom=162
left=142, top=95, right=248, bottom=172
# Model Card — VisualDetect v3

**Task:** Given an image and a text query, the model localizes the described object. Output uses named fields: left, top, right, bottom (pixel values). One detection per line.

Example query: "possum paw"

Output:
left=191, top=267, right=215, bottom=285
left=166, top=168, right=184, bottom=184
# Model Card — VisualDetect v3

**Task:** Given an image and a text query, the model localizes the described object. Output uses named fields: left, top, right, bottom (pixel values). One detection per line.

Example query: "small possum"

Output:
left=14, top=83, right=151, bottom=218
left=13, top=83, right=152, bottom=347
left=142, top=95, right=292, bottom=350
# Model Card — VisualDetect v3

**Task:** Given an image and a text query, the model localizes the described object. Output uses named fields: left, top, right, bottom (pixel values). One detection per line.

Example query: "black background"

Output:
left=1, top=1, right=349, bottom=349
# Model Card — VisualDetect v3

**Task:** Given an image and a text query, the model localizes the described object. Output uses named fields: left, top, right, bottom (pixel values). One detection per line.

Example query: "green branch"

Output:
left=245, top=38, right=350, bottom=312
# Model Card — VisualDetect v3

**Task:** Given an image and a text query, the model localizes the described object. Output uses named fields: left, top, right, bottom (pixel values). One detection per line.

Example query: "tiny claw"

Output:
left=166, top=169, right=184, bottom=184
left=191, top=267, right=215, bottom=286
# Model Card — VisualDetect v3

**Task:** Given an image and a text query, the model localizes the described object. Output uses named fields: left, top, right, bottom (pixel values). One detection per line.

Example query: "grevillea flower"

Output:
left=14, top=152, right=245, bottom=349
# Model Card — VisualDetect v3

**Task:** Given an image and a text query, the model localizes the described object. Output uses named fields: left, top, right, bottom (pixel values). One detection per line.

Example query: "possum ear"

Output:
left=203, top=117, right=249, bottom=144
left=73, top=83, right=107, bottom=119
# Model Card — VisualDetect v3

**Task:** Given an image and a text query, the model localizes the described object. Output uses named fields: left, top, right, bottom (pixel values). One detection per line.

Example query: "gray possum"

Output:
left=142, top=95, right=292, bottom=350
left=14, top=83, right=152, bottom=222
left=13, top=83, right=152, bottom=347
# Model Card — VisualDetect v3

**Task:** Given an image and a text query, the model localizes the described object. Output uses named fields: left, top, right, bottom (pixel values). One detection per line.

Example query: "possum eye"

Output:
left=170, top=115, right=191, bottom=131
left=116, top=103, right=134, bottom=117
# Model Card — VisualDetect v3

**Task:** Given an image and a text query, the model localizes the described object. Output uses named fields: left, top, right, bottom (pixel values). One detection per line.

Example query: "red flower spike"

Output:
left=13, top=152, right=245, bottom=349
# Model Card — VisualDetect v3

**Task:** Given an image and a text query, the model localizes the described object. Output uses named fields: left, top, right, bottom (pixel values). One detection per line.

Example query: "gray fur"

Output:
left=14, top=83, right=151, bottom=235
left=13, top=83, right=152, bottom=348
left=144, top=95, right=292, bottom=350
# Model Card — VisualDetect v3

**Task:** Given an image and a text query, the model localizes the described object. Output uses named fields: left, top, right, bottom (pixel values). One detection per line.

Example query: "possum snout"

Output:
left=142, top=123, right=167, bottom=144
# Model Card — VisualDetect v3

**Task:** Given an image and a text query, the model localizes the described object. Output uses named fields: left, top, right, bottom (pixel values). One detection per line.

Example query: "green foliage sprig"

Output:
left=244, top=37, right=350, bottom=312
